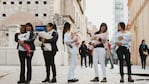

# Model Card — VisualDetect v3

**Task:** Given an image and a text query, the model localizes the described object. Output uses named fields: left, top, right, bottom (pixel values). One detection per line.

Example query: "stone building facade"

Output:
left=0, top=0, right=87, bottom=65
left=128, top=0, right=149, bottom=65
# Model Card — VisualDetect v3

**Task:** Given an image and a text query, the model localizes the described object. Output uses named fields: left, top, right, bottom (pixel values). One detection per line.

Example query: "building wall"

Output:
left=0, top=0, right=87, bottom=65
left=0, top=0, right=55, bottom=47
left=128, top=0, right=149, bottom=65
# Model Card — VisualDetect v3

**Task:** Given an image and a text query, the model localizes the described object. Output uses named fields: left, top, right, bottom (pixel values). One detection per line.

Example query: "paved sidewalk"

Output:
left=0, top=65, right=149, bottom=84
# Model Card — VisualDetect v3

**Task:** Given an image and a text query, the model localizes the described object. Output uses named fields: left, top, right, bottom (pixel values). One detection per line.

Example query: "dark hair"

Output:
left=25, top=23, right=34, bottom=32
left=62, top=22, right=71, bottom=44
left=53, top=24, right=57, bottom=30
left=119, top=22, right=125, bottom=30
left=89, top=42, right=92, bottom=45
left=47, top=23, right=53, bottom=28
left=20, top=25, right=26, bottom=33
left=82, top=41, right=85, bottom=44
left=100, top=23, right=107, bottom=33
left=95, top=23, right=107, bottom=34
left=141, top=40, right=145, bottom=44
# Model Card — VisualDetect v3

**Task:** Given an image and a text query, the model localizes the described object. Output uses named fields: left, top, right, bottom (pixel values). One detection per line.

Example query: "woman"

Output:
left=15, top=23, right=36, bottom=84
left=115, top=22, right=134, bottom=82
left=40, top=23, right=58, bottom=83
left=90, top=23, right=108, bottom=82
left=139, top=40, right=148, bottom=69
left=62, top=22, right=79, bottom=82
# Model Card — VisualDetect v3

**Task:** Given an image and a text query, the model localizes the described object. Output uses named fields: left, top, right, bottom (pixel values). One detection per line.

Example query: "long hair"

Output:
left=62, top=22, right=71, bottom=44
left=119, top=22, right=125, bottom=30
left=99, top=23, right=107, bottom=33
left=53, top=24, right=57, bottom=31
left=25, top=23, right=34, bottom=32
left=95, top=23, right=107, bottom=34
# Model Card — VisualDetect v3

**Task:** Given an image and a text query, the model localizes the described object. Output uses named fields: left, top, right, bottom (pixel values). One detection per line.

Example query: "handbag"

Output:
left=143, top=50, right=148, bottom=56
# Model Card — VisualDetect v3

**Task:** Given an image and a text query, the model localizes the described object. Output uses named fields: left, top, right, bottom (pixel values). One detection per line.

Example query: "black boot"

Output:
left=128, top=76, right=134, bottom=82
left=17, top=80, right=25, bottom=84
left=50, top=77, right=57, bottom=83
left=25, top=80, right=30, bottom=84
left=42, top=78, right=50, bottom=83
left=120, top=76, right=124, bottom=83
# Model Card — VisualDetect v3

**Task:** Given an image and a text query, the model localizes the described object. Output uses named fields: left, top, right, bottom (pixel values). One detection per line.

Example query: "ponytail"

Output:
left=62, top=22, right=71, bottom=44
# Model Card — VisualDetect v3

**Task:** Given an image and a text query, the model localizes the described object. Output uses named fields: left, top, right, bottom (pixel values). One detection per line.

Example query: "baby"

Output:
left=18, top=33, right=31, bottom=56
left=71, top=32, right=80, bottom=46
left=92, top=32, right=108, bottom=46
left=38, top=31, right=53, bottom=51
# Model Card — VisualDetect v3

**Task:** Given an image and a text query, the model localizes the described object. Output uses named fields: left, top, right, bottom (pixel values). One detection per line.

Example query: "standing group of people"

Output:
left=15, top=23, right=58, bottom=84
left=15, top=21, right=135, bottom=83
left=79, top=41, right=93, bottom=68
left=90, top=22, right=134, bottom=83
left=63, top=22, right=134, bottom=83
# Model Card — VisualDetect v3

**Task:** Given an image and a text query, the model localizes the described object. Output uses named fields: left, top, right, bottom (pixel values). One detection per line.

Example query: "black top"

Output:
left=139, top=44, right=149, bottom=56
left=79, top=44, right=88, bottom=55
left=42, top=30, right=58, bottom=52
left=15, top=33, right=20, bottom=49
left=94, top=31, right=104, bottom=48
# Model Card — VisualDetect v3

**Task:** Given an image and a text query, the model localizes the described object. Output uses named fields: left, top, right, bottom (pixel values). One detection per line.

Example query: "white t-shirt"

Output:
left=113, top=31, right=132, bottom=50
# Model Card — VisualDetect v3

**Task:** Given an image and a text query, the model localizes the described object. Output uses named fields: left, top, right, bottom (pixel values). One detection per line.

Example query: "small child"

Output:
left=18, top=33, right=31, bottom=56
left=71, top=32, right=80, bottom=46
left=92, top=32, right=108, bottom=46
left=38, top=31, right=53, bottom=51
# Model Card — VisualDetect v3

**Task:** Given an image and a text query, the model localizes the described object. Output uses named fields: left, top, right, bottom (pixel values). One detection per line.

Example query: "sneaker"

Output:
left=101, top=77, right=107, bottom=82
left=90, top=77, right=99, bottom=82
left=68, top=78, right=79, bottom=82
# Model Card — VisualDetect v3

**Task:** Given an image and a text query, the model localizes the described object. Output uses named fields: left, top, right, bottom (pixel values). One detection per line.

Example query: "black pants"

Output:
left=43, top=51, right=57, bottom=79
left=88, top=55, right=93, bottom=67
left=116, top=46, right=132, bottom=76
left=140, top=55, right=147, bottom=69
left=80, top=54, right=87, bottom=67
left=18, top=51, right=34, bottom=82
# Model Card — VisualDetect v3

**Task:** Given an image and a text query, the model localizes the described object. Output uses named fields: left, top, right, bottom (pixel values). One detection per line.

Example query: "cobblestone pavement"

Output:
left=0, top=65, right=149, bottom=84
